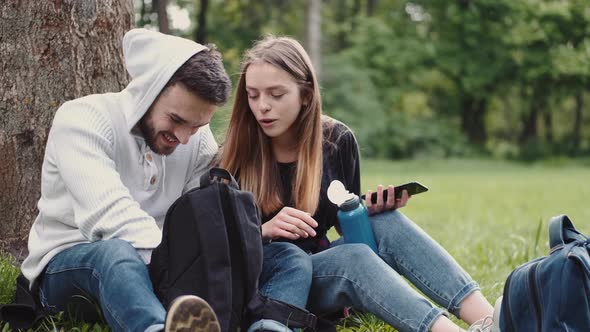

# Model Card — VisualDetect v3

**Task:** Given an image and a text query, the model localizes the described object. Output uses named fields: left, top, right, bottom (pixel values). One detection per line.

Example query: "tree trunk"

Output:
left=0, top=0, right=133, bottom=257
left=306, top=0, right=321, bottom=80
left=195, top=0, right=209, bottom=43
left=572, top=92, right=584, bottom=153
left=519, top=96, right=543, bottom=145
left=367, top=0, right=377, bottom=16
left=334, top=1, right=349, bottom=50
left=155, top=0, right=170, bottom=34
left=460, top=96, right=487, bottom=144
left=542, top=109, right=553, bottom=144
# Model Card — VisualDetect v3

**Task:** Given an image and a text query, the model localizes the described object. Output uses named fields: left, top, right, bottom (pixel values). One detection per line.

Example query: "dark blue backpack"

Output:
left=499, top=215, right=590, bottom=331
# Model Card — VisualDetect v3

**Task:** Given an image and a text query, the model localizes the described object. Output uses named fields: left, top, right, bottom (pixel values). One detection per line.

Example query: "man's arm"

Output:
left=50, top=104, right=161, bottom=249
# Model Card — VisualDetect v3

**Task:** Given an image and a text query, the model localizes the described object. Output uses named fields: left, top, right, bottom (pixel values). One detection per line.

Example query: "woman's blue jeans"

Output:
left=252, top=210, right=479, bottom=332
left=38, top=239, right=166, bottom=332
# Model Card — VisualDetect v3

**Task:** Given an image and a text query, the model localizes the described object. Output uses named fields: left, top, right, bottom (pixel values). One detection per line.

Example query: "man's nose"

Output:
left=176, top=127, right=191, bottom=144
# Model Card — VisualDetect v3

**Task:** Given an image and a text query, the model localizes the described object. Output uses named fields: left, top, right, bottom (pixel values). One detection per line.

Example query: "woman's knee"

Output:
left=334, top=243, right=382, bottom=269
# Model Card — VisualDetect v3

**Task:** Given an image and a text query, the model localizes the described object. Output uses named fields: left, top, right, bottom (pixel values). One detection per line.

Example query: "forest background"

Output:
left=1, top=1, right=590, bottom=330
left=139, top=0, right=590, bottom=162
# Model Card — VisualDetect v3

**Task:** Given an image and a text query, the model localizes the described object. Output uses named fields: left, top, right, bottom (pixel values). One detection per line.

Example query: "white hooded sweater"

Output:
left=21, top=29, right=218, bottom=287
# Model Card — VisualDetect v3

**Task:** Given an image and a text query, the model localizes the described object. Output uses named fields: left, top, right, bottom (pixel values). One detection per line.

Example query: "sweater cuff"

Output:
left=137, top=249, right=153, bottom=264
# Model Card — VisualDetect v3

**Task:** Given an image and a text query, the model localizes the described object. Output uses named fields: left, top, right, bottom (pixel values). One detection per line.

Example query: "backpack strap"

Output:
left=549, top=214, right=587, bottom=251
left=199, top=167, right=239, bottom=189
left=0, top=274, right=46, bottom=329
left=248, top=292, right=317, bottom=329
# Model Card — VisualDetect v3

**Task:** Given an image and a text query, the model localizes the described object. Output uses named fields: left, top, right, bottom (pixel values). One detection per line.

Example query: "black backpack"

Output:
left=149, top=167, right=317, bottom=331
left=499, top=214, right=590, bottom=331
left=0, top=274, right=47, bottom=329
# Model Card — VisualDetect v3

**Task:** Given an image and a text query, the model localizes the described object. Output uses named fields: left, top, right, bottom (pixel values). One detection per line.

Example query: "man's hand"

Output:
left=261, top=207, right=318, bottom=241
left=365, top=184, right=410, bottom=215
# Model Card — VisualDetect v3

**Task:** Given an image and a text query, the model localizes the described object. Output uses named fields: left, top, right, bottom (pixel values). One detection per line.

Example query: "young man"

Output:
left=20, top=29, right=232, bottom=332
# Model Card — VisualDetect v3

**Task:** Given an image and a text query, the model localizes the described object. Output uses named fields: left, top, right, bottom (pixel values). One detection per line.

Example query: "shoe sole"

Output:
left=165, top=295, right=221, bottom=332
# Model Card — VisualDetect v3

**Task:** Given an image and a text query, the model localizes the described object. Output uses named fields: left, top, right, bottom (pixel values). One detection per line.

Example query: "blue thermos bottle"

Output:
left=337, top=195, right=379, bottom=253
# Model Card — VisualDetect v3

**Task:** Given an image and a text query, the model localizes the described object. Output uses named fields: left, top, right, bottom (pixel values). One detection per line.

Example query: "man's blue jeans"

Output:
left=253, top=210, right=479, bottom=332
left=38, top=239, right=166, bottom=332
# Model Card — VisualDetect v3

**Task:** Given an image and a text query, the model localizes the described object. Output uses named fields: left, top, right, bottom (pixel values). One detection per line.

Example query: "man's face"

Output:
left=139, top=83, right=217, bottom=155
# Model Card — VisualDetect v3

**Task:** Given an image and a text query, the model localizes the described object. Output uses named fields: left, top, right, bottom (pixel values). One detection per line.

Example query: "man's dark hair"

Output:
left=165, top=44, right=232, bottom=105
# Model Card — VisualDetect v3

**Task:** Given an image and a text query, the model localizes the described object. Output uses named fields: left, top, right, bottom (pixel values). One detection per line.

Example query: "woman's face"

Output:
left=245, top=62, right=303, bottom=142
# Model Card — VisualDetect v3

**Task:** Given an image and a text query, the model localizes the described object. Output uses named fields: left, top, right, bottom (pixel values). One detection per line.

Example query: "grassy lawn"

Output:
left=2, top=159, right=589, bottom=331
left=337, top=158, right=590, bottom=331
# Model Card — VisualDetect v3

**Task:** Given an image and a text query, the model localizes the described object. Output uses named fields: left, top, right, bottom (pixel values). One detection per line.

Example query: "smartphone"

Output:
left=361, top=181, right=428, bottom=204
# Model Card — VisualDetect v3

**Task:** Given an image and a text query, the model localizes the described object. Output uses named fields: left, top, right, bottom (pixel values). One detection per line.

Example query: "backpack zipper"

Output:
left=220, top=184, right=247, bottom=330
left=502, top=270, right=516, bottom=332
left=528, top=262, right=543, bottom=331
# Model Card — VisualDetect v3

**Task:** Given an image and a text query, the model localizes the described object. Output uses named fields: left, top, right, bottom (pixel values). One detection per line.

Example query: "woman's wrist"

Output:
left=261, top=223, right=272, bottom=241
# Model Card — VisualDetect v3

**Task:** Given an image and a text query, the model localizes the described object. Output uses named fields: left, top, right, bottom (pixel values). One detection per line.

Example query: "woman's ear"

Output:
left=301, top=91, right=312, bottom=107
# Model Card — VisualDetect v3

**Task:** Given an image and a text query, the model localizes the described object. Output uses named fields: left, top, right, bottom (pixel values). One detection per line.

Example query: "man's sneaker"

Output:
left=165, top=295, right=221, bottom=332
left=465, top=296, right=502, bottom=332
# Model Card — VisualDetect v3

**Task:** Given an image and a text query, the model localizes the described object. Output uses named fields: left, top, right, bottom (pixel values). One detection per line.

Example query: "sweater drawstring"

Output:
left=162, top=155, right=167, bottom=194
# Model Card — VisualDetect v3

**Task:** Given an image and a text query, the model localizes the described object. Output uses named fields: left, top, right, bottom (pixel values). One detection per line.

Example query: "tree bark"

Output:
left=306, top=0, right=321, bottom=80
left=0, top=0, right=133, bottom=256
left=195, top=0, right=209, bottom=43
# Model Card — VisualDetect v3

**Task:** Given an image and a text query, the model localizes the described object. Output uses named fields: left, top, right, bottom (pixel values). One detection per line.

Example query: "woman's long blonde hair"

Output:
left=219, top=36, right=323, bottom=216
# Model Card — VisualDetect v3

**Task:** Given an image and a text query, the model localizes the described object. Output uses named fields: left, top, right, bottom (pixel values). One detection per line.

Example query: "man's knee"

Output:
left=265, top=242, right=312, bottom=274
left=91, top=239, right=145, bottom=268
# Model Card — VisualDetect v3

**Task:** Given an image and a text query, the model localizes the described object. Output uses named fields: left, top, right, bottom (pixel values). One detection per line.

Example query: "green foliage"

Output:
left=133, top=0, right=590, bottom=159
left=0, top=254, right=19, bottom=304
left=338, top=311, right=397, bottom=332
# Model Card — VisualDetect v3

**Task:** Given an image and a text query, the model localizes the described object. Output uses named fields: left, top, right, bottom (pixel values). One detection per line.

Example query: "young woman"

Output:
left=219, top=36, right=500, bottom=332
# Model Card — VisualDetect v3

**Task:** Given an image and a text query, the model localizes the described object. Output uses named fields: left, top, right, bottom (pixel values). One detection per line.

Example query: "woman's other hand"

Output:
left=365, top=184, right=410, bottom=215
left=261, top=207, right=319, bottom=241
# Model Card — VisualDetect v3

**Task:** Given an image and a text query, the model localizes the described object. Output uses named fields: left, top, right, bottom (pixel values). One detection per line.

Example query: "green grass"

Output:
left=2, top=159, right=589, bottom=331
left=0, top=254, right=19, bottom=305
left=338, top=158, right=590, bottom=331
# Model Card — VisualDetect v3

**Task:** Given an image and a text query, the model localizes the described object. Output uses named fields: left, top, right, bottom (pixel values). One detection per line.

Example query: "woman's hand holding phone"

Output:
left=261, top=206, right=318, bottom=241
left=365, top=184, right=411, bottom=215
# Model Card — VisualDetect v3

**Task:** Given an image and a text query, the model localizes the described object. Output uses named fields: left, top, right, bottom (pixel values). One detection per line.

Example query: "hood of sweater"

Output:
left=120, top=28, right=208, bottom=132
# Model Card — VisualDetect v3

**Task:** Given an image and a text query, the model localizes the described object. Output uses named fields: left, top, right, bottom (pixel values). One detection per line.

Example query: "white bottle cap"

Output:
left=327, top=180, right=356, bottom=207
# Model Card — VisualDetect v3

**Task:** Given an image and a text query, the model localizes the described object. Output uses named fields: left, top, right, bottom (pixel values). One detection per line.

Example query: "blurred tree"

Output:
left=306, top=0, right=322, bottom=78
left=154, top=0, right=170, bottom=33
left=572, top=92, right=584, bottom=153
left=136, top=0, right=156, bottom=28
left=416, top=0, right=517, bottom=145
left=0, top=0, right=133, bottom=253
left=367, top=0, right=377, bottom=16
left=135, top=0, right=590, bottom=159
left=135, top=0, right=169, bottom=33
left=505, top=0, right=590, bottom=156
left=195, top=0, right=208, bottom=43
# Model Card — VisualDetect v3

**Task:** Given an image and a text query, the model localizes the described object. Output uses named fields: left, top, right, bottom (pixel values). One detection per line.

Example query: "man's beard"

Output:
left=138, top=114, right=174, bottom=155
